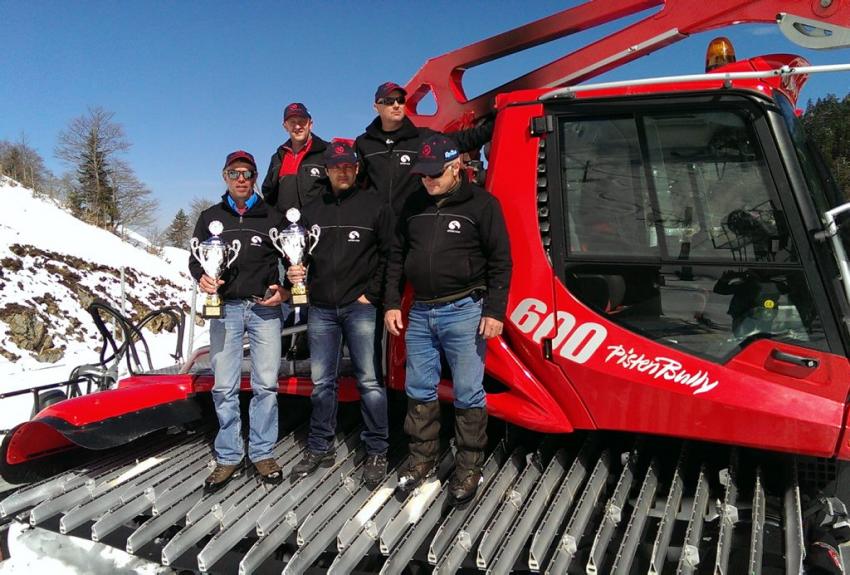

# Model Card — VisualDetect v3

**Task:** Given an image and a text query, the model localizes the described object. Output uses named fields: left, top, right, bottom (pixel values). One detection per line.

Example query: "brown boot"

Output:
left=204, top=461, right=242, bottom=492
left=254, top=458, right=283, bottom=485
left=449, top=407, right=487, bottom=504
left=398, top=398, right=440, bottom=491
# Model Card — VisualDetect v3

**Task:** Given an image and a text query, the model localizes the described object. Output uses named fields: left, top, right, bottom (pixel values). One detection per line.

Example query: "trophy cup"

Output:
left=190, top=221, right=241, bottom=318
left=271, top=208, right=321, bottom=306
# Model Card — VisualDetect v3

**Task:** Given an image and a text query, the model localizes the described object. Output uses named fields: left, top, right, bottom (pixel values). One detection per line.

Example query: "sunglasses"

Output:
left=225, top=169, right=255, bottom=180
left=421, top=166, right=450, bottom=180
left=377, top=95, right=406, bottom=106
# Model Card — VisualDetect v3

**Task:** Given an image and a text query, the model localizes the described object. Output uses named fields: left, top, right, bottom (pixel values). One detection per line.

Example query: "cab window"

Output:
left=557, top=106, right=827, bottom=361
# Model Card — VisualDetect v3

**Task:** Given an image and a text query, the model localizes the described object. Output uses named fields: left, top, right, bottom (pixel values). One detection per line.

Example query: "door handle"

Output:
left=770, top=349, right=819, bottom=369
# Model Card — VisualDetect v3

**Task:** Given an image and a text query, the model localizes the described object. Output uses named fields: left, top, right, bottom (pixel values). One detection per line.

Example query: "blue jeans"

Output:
left=405, top=296, right=487, bottom=409
left=209, top=300, right=282, bottom=464
left=308, top=301, right=388, bottom=455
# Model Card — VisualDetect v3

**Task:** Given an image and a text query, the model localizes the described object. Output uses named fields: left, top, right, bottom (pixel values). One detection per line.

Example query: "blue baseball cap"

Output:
left=324, top=141, right=358, bottom=167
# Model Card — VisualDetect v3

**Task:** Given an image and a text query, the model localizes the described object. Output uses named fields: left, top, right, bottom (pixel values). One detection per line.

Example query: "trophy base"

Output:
left=202, top=305, right=223, bottom=319
left=291, top=294, right=308, bottom=306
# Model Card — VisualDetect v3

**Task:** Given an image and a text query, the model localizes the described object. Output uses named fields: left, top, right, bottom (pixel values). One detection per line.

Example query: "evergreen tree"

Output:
left=802, top=94, right=850, bottom=200
left=165, top=209, right=191, bottom=248
left=56, top=107, right=130, bottom=230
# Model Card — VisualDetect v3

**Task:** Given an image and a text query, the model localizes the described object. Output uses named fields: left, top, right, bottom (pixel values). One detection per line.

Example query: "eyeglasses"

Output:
left=225, top=169, right=255, bottom=180
left=377, top=95, right=406, bottom=106
left=421, top=166, right=449, bottom=180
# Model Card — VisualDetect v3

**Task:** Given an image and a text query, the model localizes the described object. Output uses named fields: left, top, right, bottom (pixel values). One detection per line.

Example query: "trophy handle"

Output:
left=227, top=239, right=241, bottom=267
left=307, top=225, right=321, bottom=256
left=269, top=228, right=282, bottom=253
left=189, top=237, right=201, bottom=261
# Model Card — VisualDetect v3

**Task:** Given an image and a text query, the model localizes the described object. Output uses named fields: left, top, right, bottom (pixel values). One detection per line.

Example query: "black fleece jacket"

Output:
left=260, top=135, right=328, bottom=211
left=355, top=116, right=493, bottom=215
left=300, top=183, right=393, bottom=307
left=385, top=179, right=512, bottom=320
left=189, top=193, right=285, bottom=300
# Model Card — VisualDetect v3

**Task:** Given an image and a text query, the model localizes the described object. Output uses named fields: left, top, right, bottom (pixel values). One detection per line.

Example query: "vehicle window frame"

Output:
left=543, top=92, right=840, bottom=361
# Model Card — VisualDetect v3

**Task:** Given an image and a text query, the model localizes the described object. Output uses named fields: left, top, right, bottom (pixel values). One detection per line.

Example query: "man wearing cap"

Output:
left=384, top=134, right=512, bottom=504
left=355, top=82, right=495, bottom=216
left=285, top=142, right=393, bottom=488
left=189, top=150, right=289, bottom=490
left=261, top=102, right=328, bottom=212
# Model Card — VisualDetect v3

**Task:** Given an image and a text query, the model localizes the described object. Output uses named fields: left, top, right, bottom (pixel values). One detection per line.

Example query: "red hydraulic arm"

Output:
left=405, top=0, right=850, bottom=132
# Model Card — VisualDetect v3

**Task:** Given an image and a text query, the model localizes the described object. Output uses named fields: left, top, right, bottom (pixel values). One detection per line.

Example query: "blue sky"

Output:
left=3, top=1, right=850, bottom=232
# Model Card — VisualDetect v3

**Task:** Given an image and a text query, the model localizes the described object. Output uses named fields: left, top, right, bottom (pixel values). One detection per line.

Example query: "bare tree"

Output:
left=0, top=134, right=52, bottom=194
left=110, top=158, right=159, bottom=234
left=189, top=195, right=215, bottom=225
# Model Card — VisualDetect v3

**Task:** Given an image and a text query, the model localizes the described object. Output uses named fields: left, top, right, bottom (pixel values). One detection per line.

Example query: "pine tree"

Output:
left=56, top=107, right=135, bottom=230
left=165, top=209, right=191, bottom=248
left=802, top=94, right=850, bottom=200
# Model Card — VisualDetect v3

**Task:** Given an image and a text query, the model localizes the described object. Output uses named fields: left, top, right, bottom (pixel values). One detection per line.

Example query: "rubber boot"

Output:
left=449, top=406, right=487, bottom=504
left=398, top=398, right=440, bottom=491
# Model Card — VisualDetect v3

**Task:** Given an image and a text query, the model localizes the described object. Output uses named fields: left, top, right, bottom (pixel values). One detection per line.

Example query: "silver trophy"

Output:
left=190, top=221, right=241, bottom=318
left=271, top=208, right=320, bottom=306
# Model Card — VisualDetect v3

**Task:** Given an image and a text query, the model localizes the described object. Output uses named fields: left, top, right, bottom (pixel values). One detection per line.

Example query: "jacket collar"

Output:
left=364, top=116, right=419, bottom=143
left=219, top=192, right=269, bottom=216
left=277, top=134, right=328, bottom=157
left=319, top=180, right=359, bottom=204
left=427, top=176, right=473, bottom=208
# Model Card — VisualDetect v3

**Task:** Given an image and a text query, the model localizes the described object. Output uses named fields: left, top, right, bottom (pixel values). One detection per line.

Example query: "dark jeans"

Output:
left=307, top=301, right=388, bottom=455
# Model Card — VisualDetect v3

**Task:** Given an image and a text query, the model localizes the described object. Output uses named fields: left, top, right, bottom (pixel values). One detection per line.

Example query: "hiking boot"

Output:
left=448, top=467, right=483, bottom=504
left=254, top=458, right=283, bottom=485
left=362, top=452, right=388, bottom=489
left=397, top=457, right=436, bottom=492
left=204, top=461, right=242, bottom=492
left=291, top=450, right=334, bottom=479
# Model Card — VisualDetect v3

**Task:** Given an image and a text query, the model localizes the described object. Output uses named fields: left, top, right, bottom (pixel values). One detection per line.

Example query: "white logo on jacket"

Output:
left=251, top=235, right=262, bottom=246
left=447, top=220, right=461, bottom=233
left=348, top=231, right=360, bottom=242
left=399, top=154, right=411, bottom=165
left=310, top=167, right=321, bottom=177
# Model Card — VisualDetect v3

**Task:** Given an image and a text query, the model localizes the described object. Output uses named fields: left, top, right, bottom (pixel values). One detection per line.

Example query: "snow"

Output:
left=0, top=177, right=209, bottom=437
left=0, top=522, right=169, bottom=574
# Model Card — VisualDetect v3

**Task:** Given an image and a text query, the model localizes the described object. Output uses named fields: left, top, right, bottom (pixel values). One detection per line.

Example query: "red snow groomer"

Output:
left=5, top=2, right=850, bottom=573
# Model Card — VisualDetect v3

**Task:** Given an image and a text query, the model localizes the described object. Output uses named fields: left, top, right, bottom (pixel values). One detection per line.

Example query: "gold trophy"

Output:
left=271, top=208, right=320, bottom=306
left=190, top=221, right=241, bottom=318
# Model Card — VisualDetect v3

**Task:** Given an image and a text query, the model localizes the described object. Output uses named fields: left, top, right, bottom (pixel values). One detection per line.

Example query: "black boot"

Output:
left=398, top=398, right=440, bottom=491
left=449, top=407, right=487, bottom=504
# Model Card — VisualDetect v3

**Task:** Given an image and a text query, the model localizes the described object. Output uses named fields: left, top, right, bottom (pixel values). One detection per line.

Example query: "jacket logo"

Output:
left=447, top=220, right=461, bottom=233
left=251, top=235, right=262, bottom=246
left=348, top=231, right=360, bottom=242
left=310, top=167, right=321, bottom=177
left=400, top=154, right=411, bottom=165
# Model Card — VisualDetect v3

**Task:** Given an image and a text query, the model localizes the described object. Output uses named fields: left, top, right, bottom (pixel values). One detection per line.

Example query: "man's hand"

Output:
left=199, top=274, right=223, bottom=295
left=286, top=264, right=306, bottom=285
left=478, top=316, right=503, bottom=340
left=385, top=309, right=404, bottom=336
left=357, top=294, right=370, bottom=304
left=255, top=284, right=287, bottom=306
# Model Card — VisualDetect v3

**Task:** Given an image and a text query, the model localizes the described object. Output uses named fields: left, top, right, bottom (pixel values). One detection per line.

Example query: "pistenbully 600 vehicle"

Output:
left=5, top=1, right=850, bottom=573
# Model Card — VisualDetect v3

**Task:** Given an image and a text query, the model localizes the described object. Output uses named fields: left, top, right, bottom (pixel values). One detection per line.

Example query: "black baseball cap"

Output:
left=324, top=141, right=358, bottom=167
left=410, top=134, right=460, bottom=177
left=223, top=150, right=257, bottom=170
left=375, top=82, right=407, bottom=102
left=283, top=102, right=311, bottom=121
